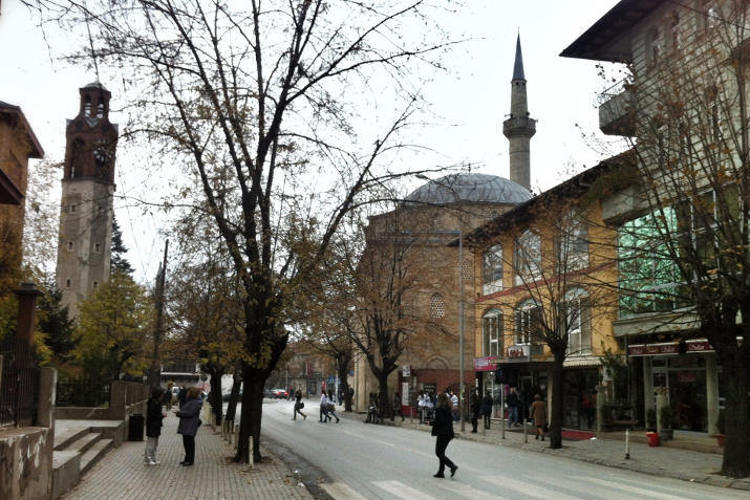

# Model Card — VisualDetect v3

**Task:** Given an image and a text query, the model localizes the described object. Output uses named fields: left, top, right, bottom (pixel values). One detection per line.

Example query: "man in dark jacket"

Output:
left=470, top=389, right=480, bottom=433
left=145, top=388, right=166, bottom=465
left=431, top=393, right=458, bottom=478
left=480, top=391, right=494, bottom=429
left=507, top=387, right=520, bottom=426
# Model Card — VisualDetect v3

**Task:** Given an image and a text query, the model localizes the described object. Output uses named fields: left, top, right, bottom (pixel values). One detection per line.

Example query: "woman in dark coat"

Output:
left=431, top=393, right=458, bottom=478
left=175, top=386, right=203, bottom=465
left=480, top=391, right=493, bottom=430
left=145, top=387, right=166, bottom=465
left=470, top=389, right=480, bottom=433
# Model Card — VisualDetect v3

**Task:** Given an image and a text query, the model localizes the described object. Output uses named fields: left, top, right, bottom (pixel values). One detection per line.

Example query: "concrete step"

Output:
left=53, top=427, right=90, bottom=451
left=80, top=438, right=114, bottom=475
left=65, top=432, right=101, bottom=455
left=52, top=451, right=80, bottom=499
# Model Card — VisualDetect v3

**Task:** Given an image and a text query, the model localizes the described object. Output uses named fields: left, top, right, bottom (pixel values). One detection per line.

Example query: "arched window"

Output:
left=558, top=214, right=588, bottom=272
left=514, top=230, right=541, bottom=286
left=482, top=309, right=502, bottom=357
left=514, top=299, right=541, bottom=345
left=430, top=293, right=446, bottom=320
left=562, top=288, right=592, bottom=356
left=483, top=244, right=503, bottom=295
left=646, top=26, right=661, bottom=68
left=84, top=95, right=92, bottom=116
left=97, top=102, right=105, bottom=118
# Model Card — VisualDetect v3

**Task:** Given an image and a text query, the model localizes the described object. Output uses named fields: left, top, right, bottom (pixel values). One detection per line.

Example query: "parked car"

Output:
left=271, top=388, right=289, bottom=399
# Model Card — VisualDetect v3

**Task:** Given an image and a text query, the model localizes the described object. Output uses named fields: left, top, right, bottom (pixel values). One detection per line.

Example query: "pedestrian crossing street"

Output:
left=321, top=473, right=734, bottom=500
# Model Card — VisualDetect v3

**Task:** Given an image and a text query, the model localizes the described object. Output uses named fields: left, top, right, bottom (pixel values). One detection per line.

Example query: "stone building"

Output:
left=0, top=101, right=44, bottom=288
left=55, top=82, right=118, bottom=317
left=352, top=37, right=535, bottom=413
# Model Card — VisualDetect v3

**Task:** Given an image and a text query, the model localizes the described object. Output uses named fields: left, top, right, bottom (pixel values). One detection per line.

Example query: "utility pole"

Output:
left=149, top=239, right=169, bottom=387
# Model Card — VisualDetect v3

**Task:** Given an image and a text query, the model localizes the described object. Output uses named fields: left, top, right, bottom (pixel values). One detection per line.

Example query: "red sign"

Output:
left=628, top=340, right=713, bottom=356
left=473, top=356, right=498, bottom=372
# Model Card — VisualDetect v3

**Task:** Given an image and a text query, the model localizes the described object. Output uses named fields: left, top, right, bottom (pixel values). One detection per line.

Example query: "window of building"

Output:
left=67, top=241, right=74, bottom=251
left=562, top=289, right=592, bottom=357
left=482, top=244, right=503, bottom=295
left=646, top=26, right=661, bottom=68
left=84, top=96, right=92, bottom=116
left=482, top=309, right=503, bottom=357
left=70, top=204, right=77, bottom=213
left=514, top=300, right=542, bottom=345
left=669, top=11, right=681, bottom=51
left=558, top=214, right=588, bottom=272
left=94, top=242, right=101, bottom=253
left=65, top=278, right=71, bottom=288
left=430, top=293, right=446, bottom=320
left=93, top=281, right=99, bottom=289
left=514, top=230, right=541, bottom=286
left=97, top=103, right=104, bottom=118
left=618, top=209, right=682, bottom=317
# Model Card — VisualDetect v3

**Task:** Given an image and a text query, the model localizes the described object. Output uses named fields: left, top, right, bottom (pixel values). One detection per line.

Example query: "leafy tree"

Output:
left=111, top=216, right=134, bottom=276
left=37, top=281, right=76, bottom=362
left=73, top=272, right=151, bottom=381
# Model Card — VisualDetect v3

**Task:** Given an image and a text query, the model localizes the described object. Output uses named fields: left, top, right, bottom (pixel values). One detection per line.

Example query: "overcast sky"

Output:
left=0, top=0, right=624, bottom=284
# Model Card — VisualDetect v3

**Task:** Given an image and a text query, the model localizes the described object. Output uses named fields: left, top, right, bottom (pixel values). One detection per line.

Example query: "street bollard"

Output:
left=625, top=428, right=631, bottom=459
left=523, top=418, right=528, bottom=443
left=248, top=436, right=254, bottom=467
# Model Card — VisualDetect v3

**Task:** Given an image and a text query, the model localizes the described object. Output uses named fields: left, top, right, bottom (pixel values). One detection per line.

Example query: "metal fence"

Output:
left=0, top=363, right=40, bottom=427
left=55, top=382, right=111, bottom=407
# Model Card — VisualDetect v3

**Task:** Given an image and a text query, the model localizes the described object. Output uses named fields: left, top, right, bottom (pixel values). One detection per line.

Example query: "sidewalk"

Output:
left=62, top=412, right=313, bottom=500
left=340, top=410, right=750, bottom=491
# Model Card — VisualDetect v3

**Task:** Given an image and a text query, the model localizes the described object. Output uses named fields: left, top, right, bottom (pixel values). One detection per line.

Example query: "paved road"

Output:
left=257, top=399, right=745, bottom=500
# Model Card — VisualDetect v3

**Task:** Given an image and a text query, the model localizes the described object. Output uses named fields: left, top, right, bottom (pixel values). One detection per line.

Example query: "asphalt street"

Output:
left=252, top=399, right=744, bottom=500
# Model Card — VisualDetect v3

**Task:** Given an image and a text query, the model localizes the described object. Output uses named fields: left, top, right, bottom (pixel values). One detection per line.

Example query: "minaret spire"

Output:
left=503, top=33, right=536, bottom=191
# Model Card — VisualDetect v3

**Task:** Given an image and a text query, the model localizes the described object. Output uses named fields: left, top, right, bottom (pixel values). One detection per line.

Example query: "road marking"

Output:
left=579, top=477, right=690, bottom=500
left=480, top=475, right=581, bottom=500
left=320, top=482, right=369, bottom=500
left=437, top=480, right=508, bottom=500
left=372, top=480, right=436, bottom=499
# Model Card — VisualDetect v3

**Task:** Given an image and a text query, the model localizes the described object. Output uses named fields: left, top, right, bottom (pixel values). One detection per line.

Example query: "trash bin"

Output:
left=128, top=414, right=145, bottom=441
left=646, top=431, right=660, bottom=447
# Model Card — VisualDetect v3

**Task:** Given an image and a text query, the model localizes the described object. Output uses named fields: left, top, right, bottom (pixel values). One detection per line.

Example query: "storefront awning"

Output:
left=628, top=339, right=713, bottom=357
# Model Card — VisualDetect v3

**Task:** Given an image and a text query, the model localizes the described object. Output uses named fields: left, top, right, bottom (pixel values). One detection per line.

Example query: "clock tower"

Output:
left=56, top=81, right=118, bottom=317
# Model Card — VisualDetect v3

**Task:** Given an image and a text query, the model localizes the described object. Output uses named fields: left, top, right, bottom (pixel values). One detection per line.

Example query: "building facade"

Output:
left=55, top=82, right=119, bottom=318
left=352, top=38, right=536, bottom=413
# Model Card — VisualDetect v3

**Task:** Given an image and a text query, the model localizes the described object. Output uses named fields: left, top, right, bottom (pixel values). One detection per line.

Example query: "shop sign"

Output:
left=473, top=356, right=498, bottom=371
left=628, top=340, right=713, bottom=356
left=401, top=365, right=410, bottom=377
left=505, top=345, right=530, bottom=362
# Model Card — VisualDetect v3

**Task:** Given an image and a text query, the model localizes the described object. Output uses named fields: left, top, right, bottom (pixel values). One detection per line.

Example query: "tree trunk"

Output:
left=548, top=356, right=565, bottom=450
left=719, top=348, right=750, bottom=478
left=225, top=371, right=242, bottom=422
left=377, top=375, right=391, bottom=421
left=208, top=369, right=224, bottom=426
left=235, top=366, right=266, bottom=463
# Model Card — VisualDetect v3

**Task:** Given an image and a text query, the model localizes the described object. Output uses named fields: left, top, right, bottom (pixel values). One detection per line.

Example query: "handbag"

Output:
left=299, top=402, right=304, bottom=409
left=542, top=423, right=548, bottom=433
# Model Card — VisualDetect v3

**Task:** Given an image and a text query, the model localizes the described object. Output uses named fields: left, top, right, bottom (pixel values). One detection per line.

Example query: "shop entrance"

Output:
left=651, top=356, right=707, bottom=432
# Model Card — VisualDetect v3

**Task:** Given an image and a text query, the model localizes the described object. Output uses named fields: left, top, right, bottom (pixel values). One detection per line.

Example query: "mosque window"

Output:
left=430, top=293, right=446, bottom=320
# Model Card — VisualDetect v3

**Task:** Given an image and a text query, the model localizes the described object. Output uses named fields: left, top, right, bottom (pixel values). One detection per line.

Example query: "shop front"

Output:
left=628, top=339, right=719, bottom=434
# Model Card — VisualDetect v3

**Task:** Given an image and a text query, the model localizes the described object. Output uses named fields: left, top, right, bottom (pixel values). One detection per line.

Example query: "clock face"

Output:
left=93, top=139, right=113, bottom=166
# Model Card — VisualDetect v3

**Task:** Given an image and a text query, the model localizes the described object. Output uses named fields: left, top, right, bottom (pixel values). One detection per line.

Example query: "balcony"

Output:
left=599, top=85, right=634, bottom=136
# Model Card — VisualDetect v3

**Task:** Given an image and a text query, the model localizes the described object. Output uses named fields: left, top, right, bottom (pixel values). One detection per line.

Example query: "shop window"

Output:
left=482, top=244, right=503, bottom=294
left=482, top=309, right=502, bottom=357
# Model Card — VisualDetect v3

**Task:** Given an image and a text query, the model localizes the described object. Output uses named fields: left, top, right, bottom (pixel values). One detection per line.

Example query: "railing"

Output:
left=1, top=363, right=40, bottom=427
left=597, top=76, right=633, bottom=105
left=56, top=382, right=111, bottom=407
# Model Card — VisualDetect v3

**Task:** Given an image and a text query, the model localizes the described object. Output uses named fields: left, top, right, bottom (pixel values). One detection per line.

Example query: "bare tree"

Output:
left=45, top=0, right=453, bottom=462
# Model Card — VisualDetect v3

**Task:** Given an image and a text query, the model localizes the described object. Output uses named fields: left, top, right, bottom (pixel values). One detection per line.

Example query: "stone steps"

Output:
left=80, top=438, right=114, bottom=475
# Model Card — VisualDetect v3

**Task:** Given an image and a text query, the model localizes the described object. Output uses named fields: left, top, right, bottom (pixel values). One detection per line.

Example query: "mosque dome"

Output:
left=404, top=173, right=532, bottom=206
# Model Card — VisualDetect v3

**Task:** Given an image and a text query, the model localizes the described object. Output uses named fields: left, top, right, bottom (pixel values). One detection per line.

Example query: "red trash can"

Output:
left=646, top=432, right=660, bottom=447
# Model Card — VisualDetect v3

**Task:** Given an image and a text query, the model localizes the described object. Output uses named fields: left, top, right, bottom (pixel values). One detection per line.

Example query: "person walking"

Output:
left=175, top=387, right=203, bottom=465
left=292, top=389, right=307, bottom=420
left=449, top=391, right=459, bottom=422
left=431, top=393, right=458, bottom=479
left=480, top=390, right=493, bottom=429
left=507, top=387, right=520, bottom=426
left=530, top=394, right=547, bottom=441
left=469, top=389, right=480, bottom=433
left=145, top=387, right=166, bottom=465
left=319, top=391, right=331, bottom=423
left=165, top=382, right=174, bottom=410
left=327, top=390, right=340, bottom=423
left=392, top=392, right=404, bottom=422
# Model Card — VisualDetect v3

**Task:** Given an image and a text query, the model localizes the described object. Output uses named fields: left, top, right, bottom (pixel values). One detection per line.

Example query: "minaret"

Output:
left=503, top=34, right=536, bottom=190
left=56, top=82, right=118, bottom=317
